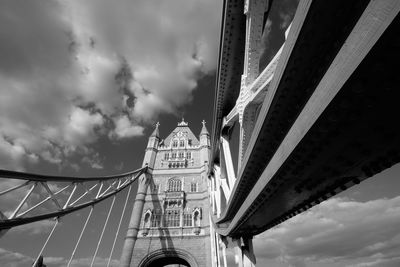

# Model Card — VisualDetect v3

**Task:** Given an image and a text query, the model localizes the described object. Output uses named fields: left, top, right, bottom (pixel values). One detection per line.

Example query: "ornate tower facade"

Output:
left=128, top=120, right=212, bottom=267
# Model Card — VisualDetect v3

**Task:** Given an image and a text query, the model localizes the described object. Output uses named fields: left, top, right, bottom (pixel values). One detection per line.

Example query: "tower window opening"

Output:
left=190, top=182, right=198, bottom=192
left=165, top=210, right=180, bottom=227
left=168, top=178, right=182, bottom=192
left=183, top=213, right=192, bottom=227
left=151, top=213, right=162, bottom=227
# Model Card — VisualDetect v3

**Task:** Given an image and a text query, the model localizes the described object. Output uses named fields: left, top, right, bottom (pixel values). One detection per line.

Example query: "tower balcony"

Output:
left=165, top=191, right=185, bottom=199
left=162, top=158, right=195, bottom=168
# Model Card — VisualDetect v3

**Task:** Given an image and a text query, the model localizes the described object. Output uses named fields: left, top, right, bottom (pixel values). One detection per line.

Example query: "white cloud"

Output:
left=0, top=0, right=221, bottom=170
left=348, top=256, right=400, bottom=267
left=70, top=163, right=80, bottom=172
left=0, top=248, right=119, bottom=267
left=0, top=248, right=33, bottom=267
left=65, top=0, right=221, bottom=121
left=82, top=154, right=104, bottom=169
left=0, top=135, right=28, bottom=171
left=254, top=196, right=400, bottom=267
left=111, top=115, right=144, bottom=139
left=64, top=106, right=104, bottom=146
left=69, top=256, right=119, bottom=267
left=8, top=220, right=58, bottom=236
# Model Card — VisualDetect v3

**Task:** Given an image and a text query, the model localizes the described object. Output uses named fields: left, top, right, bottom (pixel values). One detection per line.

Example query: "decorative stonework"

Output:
left=132, top=121, right=211, bottom=267
left=178, top=118, right=188, bottom=126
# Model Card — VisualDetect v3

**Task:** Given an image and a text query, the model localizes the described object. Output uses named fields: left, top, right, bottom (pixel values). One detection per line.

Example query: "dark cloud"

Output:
left=0, top=1, right=72, bottom=76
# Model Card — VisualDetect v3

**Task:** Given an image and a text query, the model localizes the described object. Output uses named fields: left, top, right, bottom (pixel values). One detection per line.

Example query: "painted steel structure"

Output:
left=0, top=167, right=147, bottom=266
left=0, top=167, right=146, bottom=230
left=209, top=0, right=400, bottom=266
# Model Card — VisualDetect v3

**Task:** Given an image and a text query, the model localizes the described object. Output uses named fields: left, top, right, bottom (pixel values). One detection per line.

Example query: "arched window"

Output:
left=151, top=212, right=161, bottom=227
left=190, top=182, right=197, bottom=192
left=143, top=211, right=151, bottom=228
left=165, top=210, right=180, bottom=227
left=172, top=140, right=178, bottom=147
left=179, top=140, right=185, bottom=147
left=193, top=210, right=200, bottom=227
left=168, top=178, right=182, bottom=192
left=183, top=213, right=192, bottom=227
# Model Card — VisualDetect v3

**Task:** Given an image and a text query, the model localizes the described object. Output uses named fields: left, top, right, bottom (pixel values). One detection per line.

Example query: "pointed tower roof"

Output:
left=164, top=119, right=200, bottom=145
left=200, top=120, right=209, bottom=135
left=150, top=122, right=160, bottom=138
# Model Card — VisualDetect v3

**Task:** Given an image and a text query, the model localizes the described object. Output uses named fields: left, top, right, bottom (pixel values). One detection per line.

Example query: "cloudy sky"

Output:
left=0, top=0, right=220, bottom=174
left=0, top=0, right=399, bottom=266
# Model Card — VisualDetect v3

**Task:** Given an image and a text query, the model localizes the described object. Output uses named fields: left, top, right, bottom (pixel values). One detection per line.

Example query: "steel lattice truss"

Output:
left=0, top=166, right=147, bottom=230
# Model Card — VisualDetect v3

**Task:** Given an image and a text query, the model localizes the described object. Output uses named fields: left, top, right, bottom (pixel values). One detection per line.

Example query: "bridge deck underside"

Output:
left=218, top=0, right=370, bottom=225
left=211, top=0, right=246, bottom=163
left=231, top=12, right=400, bottom=236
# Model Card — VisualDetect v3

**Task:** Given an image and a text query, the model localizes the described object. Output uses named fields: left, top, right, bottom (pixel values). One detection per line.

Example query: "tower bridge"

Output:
left=1, top=0, right=400, bottom=266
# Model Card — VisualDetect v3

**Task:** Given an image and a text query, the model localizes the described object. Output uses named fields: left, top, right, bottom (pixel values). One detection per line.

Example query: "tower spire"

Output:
left=150, top=122, right=160, bottom=138
left=200, top=120, right=209, bottom=135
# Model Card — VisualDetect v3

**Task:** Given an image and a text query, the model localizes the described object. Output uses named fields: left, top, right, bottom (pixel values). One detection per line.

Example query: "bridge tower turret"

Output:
left=143, top=122, right=160, bottom=167
left=120, top=123, right=159, bottom=267
left=200, top=120, right=210, bottom=166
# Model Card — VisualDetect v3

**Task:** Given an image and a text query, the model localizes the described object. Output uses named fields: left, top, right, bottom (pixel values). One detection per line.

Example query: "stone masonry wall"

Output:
left=131, top=235, right=211, bottom=267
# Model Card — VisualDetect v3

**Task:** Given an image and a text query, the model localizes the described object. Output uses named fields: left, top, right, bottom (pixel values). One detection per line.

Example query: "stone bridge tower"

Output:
left=123, top=119, right=212, bottom=267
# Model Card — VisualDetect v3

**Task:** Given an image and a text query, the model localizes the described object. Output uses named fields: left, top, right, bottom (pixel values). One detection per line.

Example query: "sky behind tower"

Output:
left=0, top=0, right=399, bottom=266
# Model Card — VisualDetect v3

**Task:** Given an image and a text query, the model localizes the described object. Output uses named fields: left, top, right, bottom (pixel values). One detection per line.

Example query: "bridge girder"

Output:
left=210, top=0, right=400, bottom=238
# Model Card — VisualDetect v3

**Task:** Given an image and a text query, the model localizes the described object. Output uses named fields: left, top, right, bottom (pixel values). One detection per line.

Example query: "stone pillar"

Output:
left=209, top=217, right=217, bottom=267
left=220, top=236, right=228, bottom=267
left=234, top=237, right=256, bottom=267
left=119, top=172, right=151, bottom=267
left=215, top=232, right=221, bottom=267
